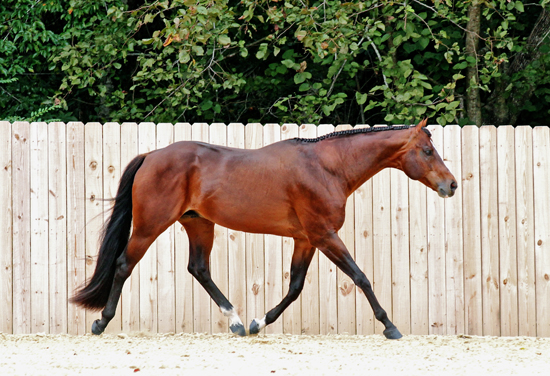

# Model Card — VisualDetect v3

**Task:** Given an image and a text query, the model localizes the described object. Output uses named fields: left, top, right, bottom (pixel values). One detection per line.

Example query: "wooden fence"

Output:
left=0, top=121, right=549, bottom=337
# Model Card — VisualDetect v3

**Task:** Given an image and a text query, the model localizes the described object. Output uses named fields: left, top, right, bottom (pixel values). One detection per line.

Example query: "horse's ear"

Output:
left=415, top=118, right=428, bottom=133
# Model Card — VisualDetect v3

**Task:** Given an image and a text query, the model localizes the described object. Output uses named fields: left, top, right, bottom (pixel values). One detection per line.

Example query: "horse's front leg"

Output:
left=312, top=231, right=402, bottom=339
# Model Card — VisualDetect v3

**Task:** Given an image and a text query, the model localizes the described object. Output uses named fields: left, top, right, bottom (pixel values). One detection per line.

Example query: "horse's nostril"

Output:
left=451, top=181, right=458, bottom=191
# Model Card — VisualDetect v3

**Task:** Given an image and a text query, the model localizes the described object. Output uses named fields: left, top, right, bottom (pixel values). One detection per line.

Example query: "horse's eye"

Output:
left=424, top=149, right=433, bottom=156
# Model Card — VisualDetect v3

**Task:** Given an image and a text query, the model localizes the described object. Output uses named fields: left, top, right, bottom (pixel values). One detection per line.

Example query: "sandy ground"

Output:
left=1, top=332, right=549, bottom=376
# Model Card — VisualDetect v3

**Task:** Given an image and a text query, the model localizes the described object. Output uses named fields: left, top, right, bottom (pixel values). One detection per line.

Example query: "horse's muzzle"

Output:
left=438, top=180, right=458, bottom=198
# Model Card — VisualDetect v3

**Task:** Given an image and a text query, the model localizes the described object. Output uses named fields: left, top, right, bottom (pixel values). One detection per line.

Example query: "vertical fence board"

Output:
left=391, top=168, right=410, bottom=335
left=497, top=126, right=518, bottom=336
left=444, top=125, right=464, bottom=335
left=462, top=126, right=482, bottom=336
left=66, top=122, right=86, bottom=335
left=263, top=124, right=283, bottom=334
left=12, top=122, right=31, bottom=334
left=30, top=122, right=49, bottom=333
left=12, top=122, right=32, bottom=334
left=515, top=126, right=536, bottom=336
left=226, top=123, right=247, bottom=333
left=156, top=123, right=176, bottom=333
left=48, top=122, right=67, bottom=334
left=280, top=123, right=301, bottom=334
left=209, top=123, right=229, bottom=334
left=427, top=125, right=446, bottom=334
left=409, top=173, right=428, bottom=335
left=335, top=124, right=356, bottom=335
left=480, top=126, right=500, bottom=336
left=298, top=123, right=320, bottom=335
left=84, top=123, right=104, bottom=332
left=317, top=124, right=338, bottom=335
left=138, top=122, right=157, bottom=333
left=0, top=122, right=13, bottom=334
left=120, top=122, right=140, bottom=333
left=174, top=123, right=193, bottom=333
left=533, top=126, right=550, bottom=337
left=244, top=123, right=265, bottom=332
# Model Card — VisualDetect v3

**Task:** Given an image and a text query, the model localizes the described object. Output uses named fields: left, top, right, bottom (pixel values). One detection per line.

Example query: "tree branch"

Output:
left=326, top=59, right=347, bottom=97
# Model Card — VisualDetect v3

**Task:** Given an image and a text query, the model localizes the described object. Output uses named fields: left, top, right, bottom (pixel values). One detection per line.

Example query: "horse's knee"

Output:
left=187, top=263, right=198, bottom=277
left=287, top=278, right=305, bottom=301
left=354, top=274, right=372, bottom=291
left=188, top=263, right=210, bottom=282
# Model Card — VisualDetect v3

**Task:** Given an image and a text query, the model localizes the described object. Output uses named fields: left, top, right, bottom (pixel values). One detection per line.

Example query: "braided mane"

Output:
left=294, top=125, right=413, bottom=143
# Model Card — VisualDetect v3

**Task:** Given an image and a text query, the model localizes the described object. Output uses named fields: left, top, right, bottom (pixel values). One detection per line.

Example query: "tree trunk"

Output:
left=465, top=1, right=482, bottom=126
left=487, top=9, right=550, bottom=125
left=492, top=62, right=509, bottom=126
left=507, top=9, right=550, bottom=125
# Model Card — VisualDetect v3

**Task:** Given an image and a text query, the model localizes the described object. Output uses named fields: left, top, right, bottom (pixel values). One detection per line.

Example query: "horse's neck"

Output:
left=324, top=132, right=408, bottom=195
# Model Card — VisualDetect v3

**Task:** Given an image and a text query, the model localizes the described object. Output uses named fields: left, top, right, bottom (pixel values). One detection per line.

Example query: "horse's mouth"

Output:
left=438, top=189, right=454, bottom=198
left=437, top=180, right=458, bottom=198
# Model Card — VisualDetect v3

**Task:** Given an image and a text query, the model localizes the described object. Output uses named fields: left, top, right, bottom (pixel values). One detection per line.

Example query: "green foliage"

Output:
left=28, top=103, right=63, bottom=122
left=1, top=0, right=549, bottom=125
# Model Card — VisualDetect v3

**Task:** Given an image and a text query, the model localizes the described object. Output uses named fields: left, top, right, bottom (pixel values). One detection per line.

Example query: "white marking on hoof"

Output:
left=252, top=316, right=267, bottom=331
left=221, top=307, right=244, bottom=328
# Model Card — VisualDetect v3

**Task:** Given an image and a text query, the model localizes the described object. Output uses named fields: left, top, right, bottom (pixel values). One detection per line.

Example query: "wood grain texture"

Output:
left=0, top=122, right=13, bottom=334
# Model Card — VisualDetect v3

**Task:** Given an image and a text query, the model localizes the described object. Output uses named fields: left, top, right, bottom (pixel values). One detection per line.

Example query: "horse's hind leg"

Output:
left=92, top=185, right=184, bottom=334
left=91, top=231, right=159, bottom=335
left=181, top=217, right=246, bottom=336
left=249, top=238, right=316, bottom=334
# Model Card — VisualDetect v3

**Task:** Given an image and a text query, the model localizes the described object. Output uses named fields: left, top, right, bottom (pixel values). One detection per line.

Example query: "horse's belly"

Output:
left=199, top=203, right=303, bottom=238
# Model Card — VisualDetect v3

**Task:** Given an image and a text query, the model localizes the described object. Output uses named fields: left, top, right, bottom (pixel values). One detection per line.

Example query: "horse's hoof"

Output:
left=230, top=323, right=247, bottom=337
left=249, top=319, right=261, bottom=335
left=91, top=320, right=105, bottom=336
left=383, top=327, right=402, bottom=340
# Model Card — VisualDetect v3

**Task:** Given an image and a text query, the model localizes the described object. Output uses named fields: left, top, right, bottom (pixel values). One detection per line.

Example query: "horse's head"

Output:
left=400, top=119, right=457, bottom=198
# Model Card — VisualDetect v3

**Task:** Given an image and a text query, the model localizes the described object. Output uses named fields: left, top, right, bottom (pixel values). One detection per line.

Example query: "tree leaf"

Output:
left=294, top=72, right=307, bottom=84
left=515, top=1, right=524, bottom=12
left=218, top=35, right=231, bottom=45
left=256, top=43, right=268, bottom=59
left=192, top=46, right=204, bottom=56
left=356, top=92, right=367, bottom=105
left=299, top=83, right=310, bottom=91
left=296, top=30, right=307, bottom=41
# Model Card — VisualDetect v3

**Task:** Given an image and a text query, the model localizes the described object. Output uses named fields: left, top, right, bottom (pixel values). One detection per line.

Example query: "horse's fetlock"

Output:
left=265, top=311, right=276, bottom=325
left=102, top=311, right=115, bottom=321
left=375, top=310, right=389, bottom=323
left=355, top=275, right=372, bottom=290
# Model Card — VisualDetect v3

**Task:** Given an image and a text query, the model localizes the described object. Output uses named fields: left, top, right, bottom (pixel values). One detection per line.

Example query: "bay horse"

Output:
left=71, top=119, right=457, bottom=340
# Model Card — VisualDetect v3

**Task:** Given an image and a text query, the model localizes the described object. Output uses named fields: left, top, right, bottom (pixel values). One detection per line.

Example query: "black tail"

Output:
left=71, top=153, right=147, bottom=310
